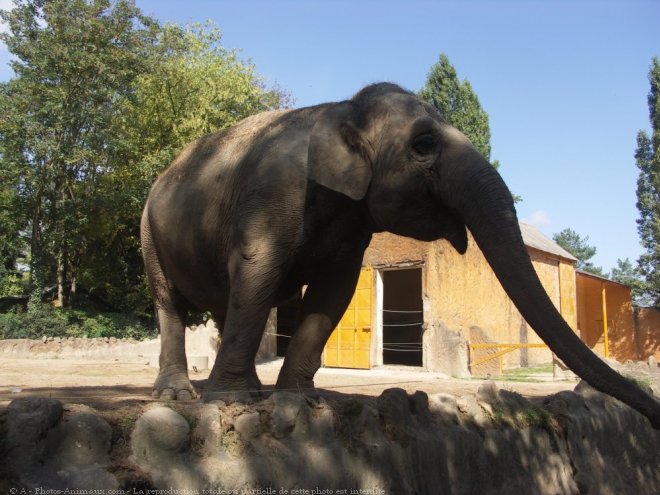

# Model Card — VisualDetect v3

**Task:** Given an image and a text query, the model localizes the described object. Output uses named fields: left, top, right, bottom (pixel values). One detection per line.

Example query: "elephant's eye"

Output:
left=412, top=134, right=440, bottom=156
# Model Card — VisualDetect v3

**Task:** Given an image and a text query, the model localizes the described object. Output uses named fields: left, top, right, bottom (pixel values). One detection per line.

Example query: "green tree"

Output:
left=0, top=1, right=288, bottom=314
left=634, top=57, right=660, bottom=308
left=553, top=228, right=605, bottom=276
left=0, top=83, right=28, bottom=297
left=419, top=54, right=492, bottom=159
left=0, top=0, right=157, bottom=307
left=78, top=22, right=288, bottom=314
left=611, top=258, right=648, bottom=306
left=127, top=22, right=289, bottom=176
left=419, top=54, right=520, bottom=201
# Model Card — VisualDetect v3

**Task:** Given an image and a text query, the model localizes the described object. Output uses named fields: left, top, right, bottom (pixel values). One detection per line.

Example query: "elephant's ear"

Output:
left=308, top=102, right=372, bottom=201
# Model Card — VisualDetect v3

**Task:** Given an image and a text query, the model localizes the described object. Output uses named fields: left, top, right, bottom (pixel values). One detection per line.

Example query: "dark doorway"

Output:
left=382, top=268, right=423, bottom=366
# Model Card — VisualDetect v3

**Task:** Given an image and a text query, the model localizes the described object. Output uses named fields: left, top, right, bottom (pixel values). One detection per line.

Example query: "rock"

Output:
left=477, top=380, right=499, bottom=404
left=499, top=389, right=529, bottom=408
left=7, top=385, right=659, bottom=495
left=428, top=393, right=460, bottom=425
left=234, top=411, right=261, bottom=439
left=456, top=394, right=474, bottom=414
left=7, top=397, right=63, bottom=469
left=47, top=407, right=116, bottom=490
left=545, top=390, right=589, bottom=418
left=457, top=394, right=490, bottom=426
left=131, top=407, right=190, bottom=458
left=51, top=408, right=113, bottom=466
left=6, top=398, right=117, bottom=490
left=194, top=404, right=224, bottom=455
left=377, top=388, right=414, bottom=441
left=309, top=404, right=335, bottom=438
left=411, top=390, right=432, bottom=426
left=574, top=380, right=608, bottom=403
left=270, top=391, right=307, bottom=438
left=130, top=407, right=200, bottom=490
left=649, top=355, right=657, bottom=368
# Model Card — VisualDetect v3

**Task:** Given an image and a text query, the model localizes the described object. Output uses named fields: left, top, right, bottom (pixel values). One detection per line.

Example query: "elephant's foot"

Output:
left=275, top=373, right=320, bottom=401
left=202, top=367, right=263, bottom=404
left=152, top=366, right=196, bottom=401
left=202, top=388, right=261, bottom=404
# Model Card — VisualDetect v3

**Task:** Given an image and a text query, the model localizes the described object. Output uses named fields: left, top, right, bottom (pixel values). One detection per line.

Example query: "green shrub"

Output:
left=0, top=303, right=157, bottom=340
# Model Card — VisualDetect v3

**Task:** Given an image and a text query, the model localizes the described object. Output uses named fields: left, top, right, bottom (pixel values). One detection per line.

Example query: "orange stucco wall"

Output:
left=363, top=232, right=427, bottom=267
left=634, top=307, right=660, bottom=361
left=428, top=236, right=562, bottom=368
left=575, top=272, right=637, bottom=362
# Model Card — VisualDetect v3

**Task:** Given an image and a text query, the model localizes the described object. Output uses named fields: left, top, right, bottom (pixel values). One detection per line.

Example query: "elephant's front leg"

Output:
left=275, top=252, right=364, bottom=395
left=202, top=251, right=279, bottom=403
left=211, top=312, right=262, bottom=393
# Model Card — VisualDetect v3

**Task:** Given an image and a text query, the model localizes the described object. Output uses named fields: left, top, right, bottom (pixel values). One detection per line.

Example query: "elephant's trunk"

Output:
left=440, top=150, right=660, bottom=429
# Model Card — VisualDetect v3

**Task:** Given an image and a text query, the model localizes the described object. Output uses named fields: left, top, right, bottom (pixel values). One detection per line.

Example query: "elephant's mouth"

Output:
left=425, top=199, right=468, bottom=254
left=443, top=208, right=468, bottom=254
left=397, top=200, right=468, bottom=253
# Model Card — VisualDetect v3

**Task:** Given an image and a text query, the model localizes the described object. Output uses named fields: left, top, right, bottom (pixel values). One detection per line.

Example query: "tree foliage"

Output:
left=553, top=228, right=605, bottom=277
left=419, top=54, right=492, bottom=159
left=610, top=258, right=648, bottom=306
left=419, top=54, right=520, bottom=201
left=0, top=0, right=156, bottom=309
left=634, top=57, right=660, bottom=308
left=0, top=0, right=287, bottom=318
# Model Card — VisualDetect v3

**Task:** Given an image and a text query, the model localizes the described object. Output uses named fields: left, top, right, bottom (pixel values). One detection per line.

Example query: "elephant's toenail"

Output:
left=160, top=388, right=176, bottom=400
left=177, top=390, right=193, bottom=401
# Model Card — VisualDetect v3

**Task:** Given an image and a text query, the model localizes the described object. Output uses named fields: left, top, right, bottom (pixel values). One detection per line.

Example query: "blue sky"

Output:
left=1, top=0, right=659, bottom=273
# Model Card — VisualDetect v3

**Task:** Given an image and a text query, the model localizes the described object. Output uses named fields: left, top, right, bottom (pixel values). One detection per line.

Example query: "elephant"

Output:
left=141, top=82, right=660, bottom=428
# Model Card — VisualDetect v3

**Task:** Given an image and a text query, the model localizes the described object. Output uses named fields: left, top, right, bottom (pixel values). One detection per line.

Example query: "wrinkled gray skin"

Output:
left=141, top=83, right=660, bottom=428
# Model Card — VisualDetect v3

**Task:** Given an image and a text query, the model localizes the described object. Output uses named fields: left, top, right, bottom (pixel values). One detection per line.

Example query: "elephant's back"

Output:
left=141, top=105, right=324, bottom=309
left=155, top=109, right=292, bottom=186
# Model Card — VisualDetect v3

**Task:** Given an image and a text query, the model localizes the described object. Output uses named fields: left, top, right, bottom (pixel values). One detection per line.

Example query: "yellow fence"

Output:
left=468, top=343, right=549, bottom=375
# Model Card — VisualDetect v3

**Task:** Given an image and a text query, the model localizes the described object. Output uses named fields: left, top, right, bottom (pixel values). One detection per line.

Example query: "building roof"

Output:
left=519, top=222, right=578, bottom=262
left=575, top=268, right=631, bottom=288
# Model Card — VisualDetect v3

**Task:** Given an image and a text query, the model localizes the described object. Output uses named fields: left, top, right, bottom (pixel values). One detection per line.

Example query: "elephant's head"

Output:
left=309, top=82, right=660, bottom=429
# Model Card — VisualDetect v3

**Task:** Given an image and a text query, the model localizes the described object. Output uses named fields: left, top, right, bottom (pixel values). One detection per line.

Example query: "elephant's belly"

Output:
left=165, top=261, right=231, bottom=314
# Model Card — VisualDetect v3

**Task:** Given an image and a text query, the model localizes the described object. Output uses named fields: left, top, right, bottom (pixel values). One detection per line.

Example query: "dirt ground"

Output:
left=0, top=356, right=578, bottom=412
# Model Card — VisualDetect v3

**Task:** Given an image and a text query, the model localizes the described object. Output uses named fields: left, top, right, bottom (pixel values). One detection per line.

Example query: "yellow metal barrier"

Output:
left=469, top=343, right=549, bottom=374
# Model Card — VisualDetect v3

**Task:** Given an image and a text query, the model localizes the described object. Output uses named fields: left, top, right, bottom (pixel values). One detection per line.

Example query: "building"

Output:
left=273, top=223, right=571, bottom=376
left=576, top=270, right=660, bottom=363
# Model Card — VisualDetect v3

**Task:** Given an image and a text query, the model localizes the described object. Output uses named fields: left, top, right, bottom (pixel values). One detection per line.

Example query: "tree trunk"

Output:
left=56, top=250, right=68, bottom=308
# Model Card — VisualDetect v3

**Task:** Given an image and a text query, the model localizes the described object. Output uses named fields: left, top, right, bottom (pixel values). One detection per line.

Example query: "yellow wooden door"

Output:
left=323, top=267, right=372, bottom=369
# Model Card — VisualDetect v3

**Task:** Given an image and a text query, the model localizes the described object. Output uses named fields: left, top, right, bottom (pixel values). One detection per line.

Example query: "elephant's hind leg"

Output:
left=142, top=218, right=195, bottom=401
left=152, top=300, right=195, bottom=400
left=202, top=247, right=283, bottom=403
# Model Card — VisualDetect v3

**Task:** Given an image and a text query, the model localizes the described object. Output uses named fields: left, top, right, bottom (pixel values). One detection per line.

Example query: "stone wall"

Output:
left=0, top=314, right=278, bottom=370
left=3, top=379, right=659, bottom=494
